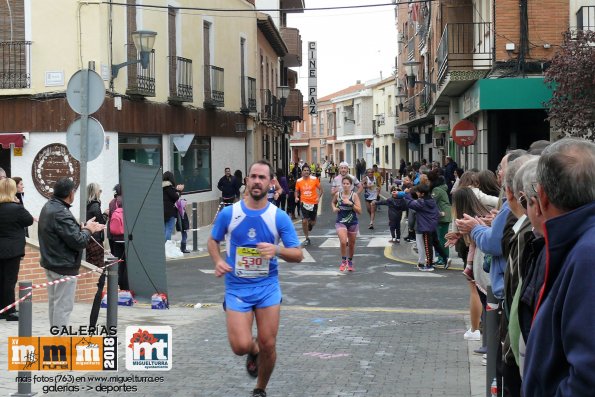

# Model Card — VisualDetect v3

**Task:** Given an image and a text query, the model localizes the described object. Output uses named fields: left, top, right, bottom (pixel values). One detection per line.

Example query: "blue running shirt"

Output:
left=211, top=200, right=301, bottom=289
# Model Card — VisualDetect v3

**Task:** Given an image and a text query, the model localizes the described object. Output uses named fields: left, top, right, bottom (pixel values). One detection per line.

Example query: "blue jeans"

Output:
left=164, top=217, right=176, bottom=241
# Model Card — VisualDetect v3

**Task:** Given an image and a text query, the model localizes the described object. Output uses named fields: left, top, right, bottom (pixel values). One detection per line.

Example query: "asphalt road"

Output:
left=166, top=178, right=468, bottom=313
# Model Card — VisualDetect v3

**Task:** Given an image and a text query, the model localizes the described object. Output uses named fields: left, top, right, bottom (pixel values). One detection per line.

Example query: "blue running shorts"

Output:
left=223, top=283, right=282, bottom=312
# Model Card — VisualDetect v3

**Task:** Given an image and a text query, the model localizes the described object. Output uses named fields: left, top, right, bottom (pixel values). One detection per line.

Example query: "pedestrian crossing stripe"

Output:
left=384, top=271, right=444, bottom=278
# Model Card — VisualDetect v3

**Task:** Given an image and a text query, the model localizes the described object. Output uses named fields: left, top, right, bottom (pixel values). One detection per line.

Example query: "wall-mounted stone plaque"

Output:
left=32, top=143, right=80, bottom=199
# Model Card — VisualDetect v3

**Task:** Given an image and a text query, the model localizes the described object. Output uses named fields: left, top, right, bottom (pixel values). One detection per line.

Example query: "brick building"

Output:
left=394, top=0, right=587, bottom=170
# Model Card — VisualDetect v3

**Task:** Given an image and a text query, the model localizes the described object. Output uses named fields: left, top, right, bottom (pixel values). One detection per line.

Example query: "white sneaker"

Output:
left=481, top=358, right=487, bottom=366
left=463, top=328, right=481, bottom=341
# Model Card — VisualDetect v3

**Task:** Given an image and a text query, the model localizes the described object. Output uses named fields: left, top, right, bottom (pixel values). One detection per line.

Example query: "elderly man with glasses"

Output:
left=522, top=138, right=595, bottom=396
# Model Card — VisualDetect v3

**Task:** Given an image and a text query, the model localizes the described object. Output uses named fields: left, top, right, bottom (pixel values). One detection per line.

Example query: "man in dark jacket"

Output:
left=444, top=156, right=458, bottom=192
left=38, top=178, right=104, bottom=328
left=217, top=167, right=239, bottom=206
left=523, top=138, right=595, bottom=396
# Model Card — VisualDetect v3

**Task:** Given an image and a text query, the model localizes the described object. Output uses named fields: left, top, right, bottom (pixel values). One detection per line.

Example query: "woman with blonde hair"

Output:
left=0, top=178, right=34, bottom=321
left=85, top=183, right=108, bottom=267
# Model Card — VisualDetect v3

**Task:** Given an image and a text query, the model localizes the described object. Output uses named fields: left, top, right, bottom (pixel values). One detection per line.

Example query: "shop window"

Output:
left=172, top=137, right=211, bottom=193
left=119, top=135, right=162, bottom=167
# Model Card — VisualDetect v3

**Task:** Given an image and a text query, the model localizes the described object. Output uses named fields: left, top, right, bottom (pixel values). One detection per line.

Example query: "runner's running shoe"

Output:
left=339, top=260, right=347, bottom=272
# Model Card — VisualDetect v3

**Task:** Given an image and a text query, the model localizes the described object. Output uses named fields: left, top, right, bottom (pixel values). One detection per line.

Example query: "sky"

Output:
left=287, top=0, right=398, bottom=98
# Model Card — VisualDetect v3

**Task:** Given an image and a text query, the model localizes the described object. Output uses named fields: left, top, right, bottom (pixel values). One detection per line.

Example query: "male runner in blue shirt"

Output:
left=208, top=160, right=303, bottom=397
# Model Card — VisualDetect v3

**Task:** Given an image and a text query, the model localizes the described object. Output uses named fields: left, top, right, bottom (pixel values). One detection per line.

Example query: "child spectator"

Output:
left=375, top=186, right=407, bottom=243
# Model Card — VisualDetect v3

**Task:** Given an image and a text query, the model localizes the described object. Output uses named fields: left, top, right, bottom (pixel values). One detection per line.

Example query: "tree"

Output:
left=544, top=30, right=595, bottom=140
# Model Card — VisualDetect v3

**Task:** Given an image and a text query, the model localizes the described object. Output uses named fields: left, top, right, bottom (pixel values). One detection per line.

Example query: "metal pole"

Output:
left=79, top=68, right=90, bottom=225
left=192, top=202, right=198, bottom=252
left=486, top=286, right=499, bottom=397
left=106, top=262, right=118, bottom=330
left=12, top=281, right=36, bottom=397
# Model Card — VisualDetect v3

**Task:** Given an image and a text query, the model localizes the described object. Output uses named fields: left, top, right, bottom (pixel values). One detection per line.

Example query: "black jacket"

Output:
left=217, top=175, right=239, bottom=199
left=38, top=197, right=91, bottom=276
left=86, top=200, right=107, bottom=241
left=375, top=196, right=407, bottom=225
left=0, top=202, right=34, bottom=259
left=163, top=182, right=181, bottom=221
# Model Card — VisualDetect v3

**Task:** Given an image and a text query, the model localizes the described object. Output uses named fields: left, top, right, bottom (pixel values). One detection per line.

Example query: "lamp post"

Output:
left=112, top=30, right=157, bottom=78
left=403, top=60, right=420, bottom=88
left=402, top=60, right=436, bottom=92
left=277, top=86, right=290, bottom=176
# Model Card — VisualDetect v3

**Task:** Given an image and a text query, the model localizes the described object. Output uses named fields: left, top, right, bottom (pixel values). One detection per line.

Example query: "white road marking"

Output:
left=279, top=248, right=315, bottom=263
left=319, top=238, right=340, bottom=248
left=367, top=237, right=392, bottom=247
left=286, top=270, right=342, bottom=276
left=384, top=271, right=444, bottom=278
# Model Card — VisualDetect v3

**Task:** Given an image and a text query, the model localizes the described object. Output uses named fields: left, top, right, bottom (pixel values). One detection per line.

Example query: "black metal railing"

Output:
left=168, top=56, right=193, bottom=102
left=127, top=49, right=155, bottom=97
left=407, top=96, right=416, bottom=120
left=241, top=76, right=257, bottom=113
left=0, top=41, right=31, bottom=89
left=437, top=22, right=492, bottom=84
left=577, top=6, right=595, bottom=31
left=204, top=65, right=224, bottom=108
left=407, top=37, right=415, bottom=61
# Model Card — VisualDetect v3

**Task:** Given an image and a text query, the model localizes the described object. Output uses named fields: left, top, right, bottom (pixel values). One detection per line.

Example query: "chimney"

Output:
left=356, top=80, right=361, bottom=84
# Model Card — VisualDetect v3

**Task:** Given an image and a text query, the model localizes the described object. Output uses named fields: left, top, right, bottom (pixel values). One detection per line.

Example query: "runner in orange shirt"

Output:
left=295, top=166, right=322, bottom=246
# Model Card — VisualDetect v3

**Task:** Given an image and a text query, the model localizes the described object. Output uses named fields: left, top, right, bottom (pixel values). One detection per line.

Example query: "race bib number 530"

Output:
left=235, top=247, right=270, bottom=278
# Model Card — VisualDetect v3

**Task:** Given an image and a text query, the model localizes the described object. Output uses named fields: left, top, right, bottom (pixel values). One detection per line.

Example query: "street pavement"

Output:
left=0, top=174, right=487, bottom=397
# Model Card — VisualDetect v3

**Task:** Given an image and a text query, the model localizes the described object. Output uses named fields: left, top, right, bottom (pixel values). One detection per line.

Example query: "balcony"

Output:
left=0, top=41, right=31, bottom=89
left=344, top=120, right=355, bottom=135
left=168, top=56, right=193, bottom=103
left=260, top=89, right=273, bottom=121
left=283, top=88, right=303, bottom=121
left=127, top=49, right=155, bottom=97
left=280, top=27, right=302, bottom=67
left=204, top=65, right=224, bottom=108
left=577, top=6, right=595, bottom=31
left=437, top=22, right=492, bottom=86
left=241, top=76, right=257, bottom=114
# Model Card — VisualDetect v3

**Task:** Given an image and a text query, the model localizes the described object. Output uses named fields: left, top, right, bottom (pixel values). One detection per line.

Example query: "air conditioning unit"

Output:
left=320, top=139, right=326, bottom=145
left=377, top=114, right=385, bottom=125
left=433, top=138, right=445, bottom=147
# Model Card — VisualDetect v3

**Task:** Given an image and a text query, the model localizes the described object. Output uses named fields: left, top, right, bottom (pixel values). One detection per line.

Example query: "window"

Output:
left=311, top=147, right=317, bottom=164
left=119, top=135, right=162, bottom=167
left=172, top=137, right=211, bottom=193
left=384, top=146, right=389, bottom=164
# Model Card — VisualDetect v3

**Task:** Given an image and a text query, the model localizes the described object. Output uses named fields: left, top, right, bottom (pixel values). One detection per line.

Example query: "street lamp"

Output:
left=277, top=86, right=291, bottom=176
left=277, top=86, right=290, bottom=107
left=112, top=30, right=158, bottom=78
left=403, top=60, right=436, bottom=92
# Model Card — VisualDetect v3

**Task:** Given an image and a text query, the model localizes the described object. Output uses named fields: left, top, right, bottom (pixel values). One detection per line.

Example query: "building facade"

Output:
left=0, top=0, right=303, bottom=223
left=394, top=0, right=574, bottom=171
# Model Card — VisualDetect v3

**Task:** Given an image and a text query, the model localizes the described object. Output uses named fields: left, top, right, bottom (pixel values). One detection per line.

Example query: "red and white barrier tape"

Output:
left=0, top=257, right=121, bottom=315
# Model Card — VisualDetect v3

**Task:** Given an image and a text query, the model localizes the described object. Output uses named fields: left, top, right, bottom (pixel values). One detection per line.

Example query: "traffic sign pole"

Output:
left=79, top=69, right=89, bottom=226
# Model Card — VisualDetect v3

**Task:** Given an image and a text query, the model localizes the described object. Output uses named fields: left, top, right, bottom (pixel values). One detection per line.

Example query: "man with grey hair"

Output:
left=499, top=155, right=537, bottom=395
left=0, top=167, right=6, bottom=179
left=523, top=138, right=595, bottom=396
left=511, top=158, right=546, bottom=377
left=331, top=162, right=362, bottom=195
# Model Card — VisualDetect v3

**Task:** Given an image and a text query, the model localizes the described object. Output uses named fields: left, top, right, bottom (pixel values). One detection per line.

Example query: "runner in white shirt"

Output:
left=331, top=162, right=363, bottom=195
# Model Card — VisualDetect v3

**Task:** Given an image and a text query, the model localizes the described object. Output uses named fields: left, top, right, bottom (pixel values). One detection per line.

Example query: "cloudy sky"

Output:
left=287, top=0, right=398, bottom=97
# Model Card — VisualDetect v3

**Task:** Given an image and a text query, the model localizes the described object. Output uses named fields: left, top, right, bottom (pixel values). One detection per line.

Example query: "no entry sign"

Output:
left=451, top=120, right=477, bottom=147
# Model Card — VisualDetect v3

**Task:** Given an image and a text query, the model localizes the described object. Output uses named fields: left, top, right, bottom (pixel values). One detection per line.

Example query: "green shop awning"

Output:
left=480, top=77, right=553, bottom=109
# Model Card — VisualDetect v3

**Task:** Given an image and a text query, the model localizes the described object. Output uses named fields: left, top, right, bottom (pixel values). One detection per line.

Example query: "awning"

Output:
left=290, top=142, right=309, bottom=147
left=0, top=133, right=24, bottom=149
